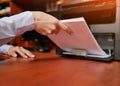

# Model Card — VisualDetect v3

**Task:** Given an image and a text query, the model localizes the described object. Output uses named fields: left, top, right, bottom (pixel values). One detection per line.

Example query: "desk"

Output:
left=0, top=49, right=120, bottom=86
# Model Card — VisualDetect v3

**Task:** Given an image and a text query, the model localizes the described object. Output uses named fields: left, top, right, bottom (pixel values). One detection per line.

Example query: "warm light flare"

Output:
left=60, top=0, right=115, bottom=3
left=60, top=0, right=72, bottom=3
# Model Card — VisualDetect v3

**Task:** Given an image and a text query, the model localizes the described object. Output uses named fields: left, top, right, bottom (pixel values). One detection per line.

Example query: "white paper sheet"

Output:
left=48, top=17, right=111, bottom=58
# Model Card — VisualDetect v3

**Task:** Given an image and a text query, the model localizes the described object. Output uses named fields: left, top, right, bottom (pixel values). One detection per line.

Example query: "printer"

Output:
left=55, top=0, right=120, bottom=61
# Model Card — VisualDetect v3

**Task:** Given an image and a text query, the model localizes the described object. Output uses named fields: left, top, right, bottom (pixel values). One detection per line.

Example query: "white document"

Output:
left=48, top=17, right=111, bottom=58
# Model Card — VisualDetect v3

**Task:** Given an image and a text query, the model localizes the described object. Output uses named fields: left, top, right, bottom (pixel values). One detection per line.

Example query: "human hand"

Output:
left=32, top=11, right=72, bottom=35
left=8, top=46, right=35, bottom=58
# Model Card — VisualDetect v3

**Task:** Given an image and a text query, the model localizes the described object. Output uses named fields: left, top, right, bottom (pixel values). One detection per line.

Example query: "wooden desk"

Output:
left=0, top=49, right=120, bottom=86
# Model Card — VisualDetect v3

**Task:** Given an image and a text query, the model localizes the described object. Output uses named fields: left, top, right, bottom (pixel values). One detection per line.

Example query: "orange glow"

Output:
left=60, top=0, right=72, bottom=3
left=60, top=0, right=115, bottom=3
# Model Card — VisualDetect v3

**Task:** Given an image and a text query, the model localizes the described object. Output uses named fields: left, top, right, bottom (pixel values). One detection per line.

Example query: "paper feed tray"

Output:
left=56, top=47, right=114, bottom=62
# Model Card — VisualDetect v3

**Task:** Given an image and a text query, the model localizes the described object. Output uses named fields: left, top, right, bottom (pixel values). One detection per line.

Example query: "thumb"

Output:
left=11, top=52, right=18, bottom=57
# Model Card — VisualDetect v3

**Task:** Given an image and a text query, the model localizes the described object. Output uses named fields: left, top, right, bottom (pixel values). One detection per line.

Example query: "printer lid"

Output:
left=61, top=0, right=116, bottom=24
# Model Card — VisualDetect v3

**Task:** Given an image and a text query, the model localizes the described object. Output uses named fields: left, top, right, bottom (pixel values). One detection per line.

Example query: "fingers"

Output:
left=8, top=46, right=35, bottom=58
left=35, top=21, right=56, bottom=35
left=35, top=19, right=73, bottom=35
left=57, top=22, right=73, bottom=34
left=45, top=21, right=73, bottom=35
left=19, top=47, right=35, bottom=58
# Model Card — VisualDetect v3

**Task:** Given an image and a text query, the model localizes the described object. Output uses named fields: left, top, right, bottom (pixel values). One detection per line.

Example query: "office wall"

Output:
left=90, top=0, right=120, bottom=33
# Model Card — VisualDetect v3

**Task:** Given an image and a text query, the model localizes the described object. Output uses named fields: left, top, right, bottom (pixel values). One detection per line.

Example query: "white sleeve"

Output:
left=0, top=11, right=35, bottom=45
left=0, top=44, right=13, bottom=54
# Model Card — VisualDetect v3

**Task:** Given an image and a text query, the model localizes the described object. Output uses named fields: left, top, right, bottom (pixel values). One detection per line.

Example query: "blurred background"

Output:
left=0, top=0, right=119, bottom=58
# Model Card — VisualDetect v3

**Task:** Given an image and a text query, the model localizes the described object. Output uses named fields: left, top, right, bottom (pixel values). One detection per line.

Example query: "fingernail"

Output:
left=13, top=54, right=17, bottom=57
left=31, top=55, right=35, bottom=58
left=24, top=56, right=28, bottom=58
left=66, top=27, right=73, bottom=35
left=47, top=30, right=52, bottom=34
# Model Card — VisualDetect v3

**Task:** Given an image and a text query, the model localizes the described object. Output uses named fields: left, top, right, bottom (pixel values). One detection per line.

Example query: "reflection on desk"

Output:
left=0, top=49, right=120, bottom=86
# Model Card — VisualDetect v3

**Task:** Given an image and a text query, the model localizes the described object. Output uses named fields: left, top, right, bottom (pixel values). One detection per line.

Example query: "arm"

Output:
left=0, top=11, right=72, bottom=46
left=0, top=11, right=35, bottom=45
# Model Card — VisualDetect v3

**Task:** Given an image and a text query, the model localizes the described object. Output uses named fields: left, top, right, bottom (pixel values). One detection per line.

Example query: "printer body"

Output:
left=55, top=0, right=120, bottom=61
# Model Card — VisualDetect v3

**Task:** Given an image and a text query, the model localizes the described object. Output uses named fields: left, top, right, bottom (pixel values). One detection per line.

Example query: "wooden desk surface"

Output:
left=0, top=50, right=120, bottom=86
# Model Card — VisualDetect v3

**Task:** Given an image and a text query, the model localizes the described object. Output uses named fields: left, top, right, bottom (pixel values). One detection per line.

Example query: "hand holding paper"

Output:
left=48, top=17, right=111, bottom=58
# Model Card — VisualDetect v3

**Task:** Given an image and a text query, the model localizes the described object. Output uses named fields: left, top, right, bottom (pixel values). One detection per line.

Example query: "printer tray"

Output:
left=56, top=47, right=114, bottom=62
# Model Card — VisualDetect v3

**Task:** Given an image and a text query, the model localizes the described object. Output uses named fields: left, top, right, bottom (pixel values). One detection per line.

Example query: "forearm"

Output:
left=0, top=11, right=35, bottom=45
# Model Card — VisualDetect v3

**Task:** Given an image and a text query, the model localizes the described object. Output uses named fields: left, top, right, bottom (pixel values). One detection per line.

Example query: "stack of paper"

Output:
left=48, top=17, right=111, bottom=58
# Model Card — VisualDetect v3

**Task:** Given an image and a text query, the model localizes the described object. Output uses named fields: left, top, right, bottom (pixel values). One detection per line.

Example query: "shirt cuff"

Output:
left=0, top=44, right=13, bottom=54
left=12, top=11, right=35, bottom=35
left=0, top=11, right=35, bottom=37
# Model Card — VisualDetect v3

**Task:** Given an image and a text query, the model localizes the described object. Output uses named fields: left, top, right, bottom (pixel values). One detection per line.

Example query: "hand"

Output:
left=32, top=11, right=72, bottom=35
left=8, top=46, right=35, bottom=58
